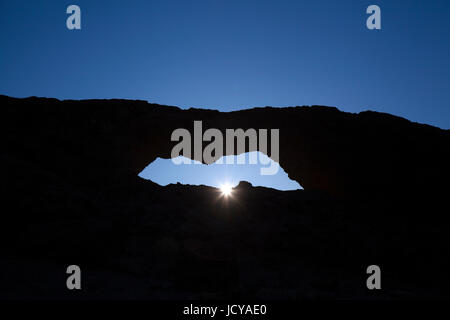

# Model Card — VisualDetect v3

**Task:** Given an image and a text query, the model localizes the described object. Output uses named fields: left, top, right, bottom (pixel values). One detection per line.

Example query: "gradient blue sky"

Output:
left=139, top=153, right=302, bottom=190
left=1, top=0, right=449, bottom=189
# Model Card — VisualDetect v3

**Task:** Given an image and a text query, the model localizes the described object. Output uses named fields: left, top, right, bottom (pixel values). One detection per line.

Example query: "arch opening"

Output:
left=138, top=151, right=302, bottom=191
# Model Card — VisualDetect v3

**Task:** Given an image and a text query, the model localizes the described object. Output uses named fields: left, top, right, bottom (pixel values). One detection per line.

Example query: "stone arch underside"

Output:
left=2, top=96, right=449, bottom=198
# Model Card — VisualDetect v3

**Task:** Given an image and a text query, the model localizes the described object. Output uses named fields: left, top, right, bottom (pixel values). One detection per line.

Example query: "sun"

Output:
left=220, top=183, right=233, bottom=197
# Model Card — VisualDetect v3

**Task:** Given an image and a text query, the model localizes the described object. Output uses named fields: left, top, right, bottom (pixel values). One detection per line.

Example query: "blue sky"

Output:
left=1, top=0, right=449, bottom=189
left=139, top=153, right=302, bottom=190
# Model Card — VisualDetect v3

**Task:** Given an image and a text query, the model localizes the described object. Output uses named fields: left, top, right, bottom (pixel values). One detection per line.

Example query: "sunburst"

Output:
left=219, top=183, right=233, bottom=197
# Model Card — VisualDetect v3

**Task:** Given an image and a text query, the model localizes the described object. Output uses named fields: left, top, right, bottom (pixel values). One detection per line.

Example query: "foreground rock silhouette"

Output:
left=0, top=95, right=449, bottom=299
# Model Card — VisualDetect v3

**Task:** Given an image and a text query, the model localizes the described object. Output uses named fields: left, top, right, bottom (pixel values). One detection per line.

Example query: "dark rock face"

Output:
left=2, top=95, right=448, bottom=197
left=1, top=95, right=449, bottom=299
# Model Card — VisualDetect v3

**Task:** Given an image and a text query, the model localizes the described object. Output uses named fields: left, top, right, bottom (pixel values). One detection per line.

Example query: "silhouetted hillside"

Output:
left=1, top=95, right=449, bottom=299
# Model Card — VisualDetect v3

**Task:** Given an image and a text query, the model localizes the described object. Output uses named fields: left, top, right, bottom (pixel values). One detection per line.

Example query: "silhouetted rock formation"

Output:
left=235, top=181, right=253, bottom=189
left=1, top=95, right=449, bottom=299
left=2, top=95, right=448, bottom=198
